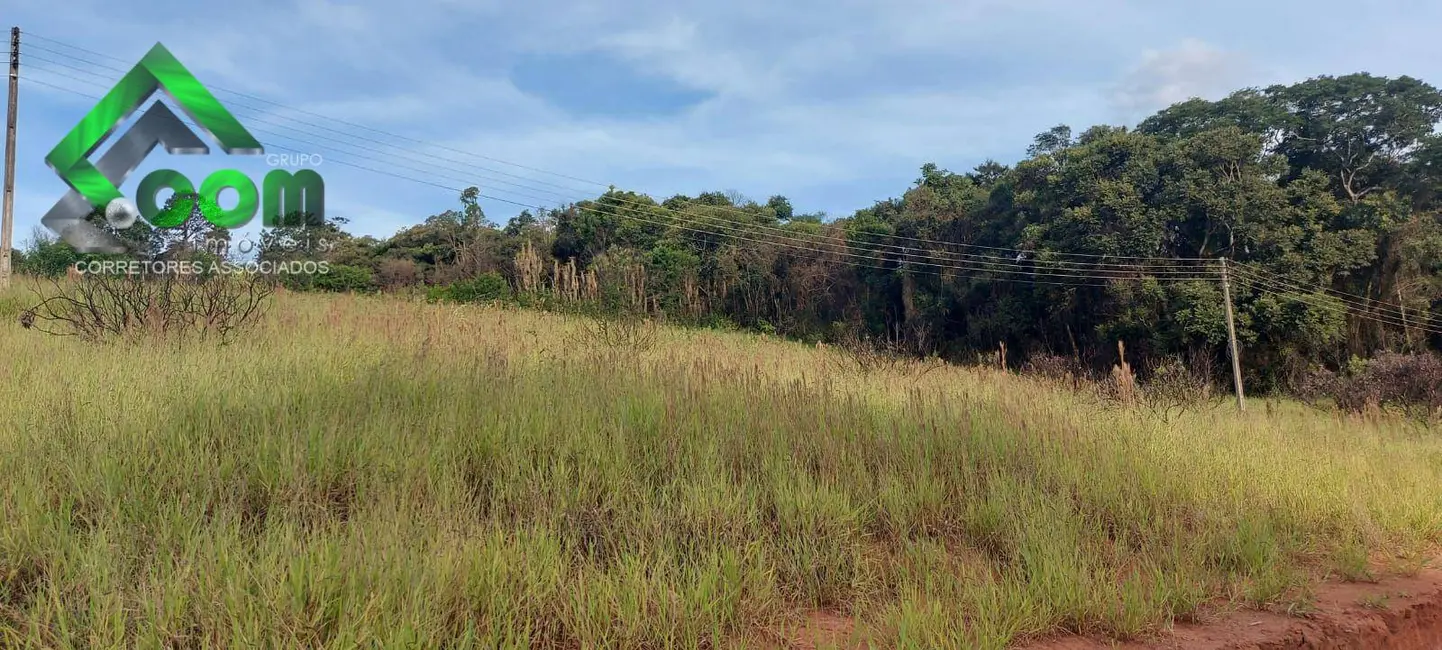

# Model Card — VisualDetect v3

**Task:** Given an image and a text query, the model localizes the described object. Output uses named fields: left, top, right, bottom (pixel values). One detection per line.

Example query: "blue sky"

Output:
left=6, top=0, right=1442, bottom=246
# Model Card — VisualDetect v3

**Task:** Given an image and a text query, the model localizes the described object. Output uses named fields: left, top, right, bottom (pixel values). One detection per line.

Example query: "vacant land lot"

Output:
left=1, top=289, right=1439, bottom=648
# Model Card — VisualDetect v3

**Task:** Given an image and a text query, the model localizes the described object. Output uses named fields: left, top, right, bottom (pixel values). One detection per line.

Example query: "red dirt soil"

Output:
left=776, top=611, right=858, bottom=650
left=761, top=564, right=1442, bottom=649
left=1022, top=565, right=1442, bottom=650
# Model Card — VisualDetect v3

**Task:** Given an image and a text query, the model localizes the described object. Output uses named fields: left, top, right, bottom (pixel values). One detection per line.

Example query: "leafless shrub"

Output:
left=1182, top=348, right=1220, bottom=390
left=907, top=322, right=935, bottom=358
left=1365, top=352, right=1442, bottom=422
left=830, top=326, right=910, bottom=375
left=1296, top=365, right=1344, bottom=408
left=1278, top=351, right=1315, bottom=397
left=1138, top=355, right=1216, bottom=423
left=1334, top=375, right=1381, bottom=415
left=908, top=354, right=950, bottom=378
left=573, top=310, right=659, bottom=358
left=376, top=258, right=421, bottom=291
left=1021, top=353, right=1087, bottom=389
left=21, top=272, right=273, bottom=344
left=1089, top=343, right=1214, bottom=421
left=1294, top=353, right=1442, bottom=426
left=1333, top=353, right=1442, bottom=425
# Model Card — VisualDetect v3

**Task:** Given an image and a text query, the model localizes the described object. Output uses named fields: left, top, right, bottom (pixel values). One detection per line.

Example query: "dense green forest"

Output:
left=17, top=72, right=1442, bottom=392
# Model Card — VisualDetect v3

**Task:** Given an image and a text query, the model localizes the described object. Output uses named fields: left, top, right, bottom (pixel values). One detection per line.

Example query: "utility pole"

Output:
left=1220, top=257, right=1246, bottom=412
left=0, top=27, right=18, bottom=289
left=1398, top=287, right=1411, bottom=351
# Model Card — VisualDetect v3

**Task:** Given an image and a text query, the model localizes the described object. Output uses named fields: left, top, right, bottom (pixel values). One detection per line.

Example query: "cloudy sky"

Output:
left=5, top=0, right=1442, bottom=245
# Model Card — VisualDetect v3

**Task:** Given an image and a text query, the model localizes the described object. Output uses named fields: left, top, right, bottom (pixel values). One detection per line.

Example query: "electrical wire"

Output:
left=23, top=48, right=1214, bottom=276
left=1232, top=267, right=1442, bottom=336
left=19, top=76, right=540, bottom=209
left=1233, top=261, right=1437, bottom=325
left=20, top=32, right=1218, bottom=265
left=18, top=78, right=1149, bottom=289
left=19, top=61, right=1225, bottom=286
left=20, top=33, right=615, bottom=189
left=23, top=53, right=1217, bottom=280
left=20, top=32, right=1438, bottom=339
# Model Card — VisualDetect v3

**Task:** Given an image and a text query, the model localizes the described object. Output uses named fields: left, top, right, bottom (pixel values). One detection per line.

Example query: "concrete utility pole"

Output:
left=1220, top=257, right=1246, bottom=412
left=0, top=27, right=18, bottom=289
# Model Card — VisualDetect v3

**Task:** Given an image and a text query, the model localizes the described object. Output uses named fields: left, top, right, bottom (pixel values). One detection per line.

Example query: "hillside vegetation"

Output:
left=1, top=288, right=1439, bottom=648
left=17, top=72, right=1442, bottom=393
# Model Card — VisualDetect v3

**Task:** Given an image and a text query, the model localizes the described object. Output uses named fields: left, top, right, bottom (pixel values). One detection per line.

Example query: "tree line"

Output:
left=15, top=72, right=1442, bottom=393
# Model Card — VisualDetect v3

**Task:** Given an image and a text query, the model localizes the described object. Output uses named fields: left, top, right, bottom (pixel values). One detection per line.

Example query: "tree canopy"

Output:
left=17, top=72, right=1442, bottom=392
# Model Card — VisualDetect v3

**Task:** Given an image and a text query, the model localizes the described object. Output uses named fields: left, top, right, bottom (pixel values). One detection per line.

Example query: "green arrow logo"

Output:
left=44, top=42, right=262, bottom=208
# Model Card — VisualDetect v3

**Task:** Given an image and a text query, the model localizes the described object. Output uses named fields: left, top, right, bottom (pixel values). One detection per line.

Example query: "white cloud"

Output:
left=1109, top=38, right=1259, bottom=121
left=10, top=0, right=1442, bottom=244
left=296, top=0, right=374, bottom=33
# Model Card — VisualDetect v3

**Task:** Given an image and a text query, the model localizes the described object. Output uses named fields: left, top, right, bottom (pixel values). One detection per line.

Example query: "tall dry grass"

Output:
left=0, top=286, right=1439, bottom=649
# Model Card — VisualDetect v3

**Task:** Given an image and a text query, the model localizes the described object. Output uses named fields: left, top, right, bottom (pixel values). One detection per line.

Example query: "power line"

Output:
left=1233, top=267, right=1442, bottom=336
left=19, top=47, right=602, bottom=199
left=22, top=63, right=571, bottom=204
left=19, top=75, right=540, bottom=209
left=18, top=73, right=1221, bottom=288
left=21, top=33, right=614, bottom=190
left=20, top=33, right=1217, bottom=265
left=21, top=55, right=593, bottom=204
left=1233, top=261, right=1437, bottom=325
left=1232, top=266, right=1439, bottom=333
left=22, top=47, right=1214, bottom=275
left=21, top=58, right=1221, bottom=283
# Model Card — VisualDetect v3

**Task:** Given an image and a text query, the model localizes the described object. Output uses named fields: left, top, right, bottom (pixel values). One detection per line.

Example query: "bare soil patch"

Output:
left=1021, top=564, right=1442, bottom=650
left=749, top=610, right=864, bottom=650
left=749, top=564, right=1442, bottom=649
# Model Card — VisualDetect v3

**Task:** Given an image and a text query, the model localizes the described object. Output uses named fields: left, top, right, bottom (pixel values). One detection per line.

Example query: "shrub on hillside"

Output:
left=20, top=272, right=272, bottom=343
left=572, top=309, right=659, bottom=359
left=1138, top=355, right=1216, bottom=422
left=16, top=235, right=80, bottom=278
left=1088, top=343, right=1215, bottom=421
left=426, top=272, right=511, bottom=304
left=1303, top=352, right=1442, bottom=424
left=376, top=258, right=422, bottom=291
left=1021, top=353, right=1087, bottom=386
left=312, top=264, right=376, bottom=293
left=827, top=324, right=910, bottom=375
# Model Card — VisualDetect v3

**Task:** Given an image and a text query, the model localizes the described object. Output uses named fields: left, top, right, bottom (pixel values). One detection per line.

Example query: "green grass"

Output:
left=1, top=286, right=1440, bottom=649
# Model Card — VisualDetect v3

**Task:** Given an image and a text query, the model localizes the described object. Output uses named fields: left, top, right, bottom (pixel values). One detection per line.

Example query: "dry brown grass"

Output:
left=0, top=287, right=1439, bottom=648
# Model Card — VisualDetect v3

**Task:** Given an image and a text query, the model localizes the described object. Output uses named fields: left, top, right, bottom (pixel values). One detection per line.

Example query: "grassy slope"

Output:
left=0, top=288, right=1440, bottom=649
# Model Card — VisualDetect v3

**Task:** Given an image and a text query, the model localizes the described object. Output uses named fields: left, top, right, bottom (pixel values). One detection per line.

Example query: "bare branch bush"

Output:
left=829, top=326, right=910, bottom=375
left=1021, top=353, right=1088, bottom=390
left=572, top=308, right=660, bottom=360
left=19, top=272, right=274, bottom=344
left=1136, top=355, right=1216, bottom=423
left=1296, top=365, right=1344, bottom=409
left=1089, top=343, right=1214, bottom=421
left=1305, top=352, right=1442, bottom=426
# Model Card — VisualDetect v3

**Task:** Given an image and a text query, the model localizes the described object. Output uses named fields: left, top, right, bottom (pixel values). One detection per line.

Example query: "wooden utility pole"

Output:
left=1398, top=287, right=1412, bottom=350
left=0, top=27, right=18, bottom=289
left=1220, top=257, right=1246, bottom=411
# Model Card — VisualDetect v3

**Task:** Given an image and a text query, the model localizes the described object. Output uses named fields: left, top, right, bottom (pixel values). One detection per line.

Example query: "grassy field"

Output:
left=0, top=284, right=1440, bottom=649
